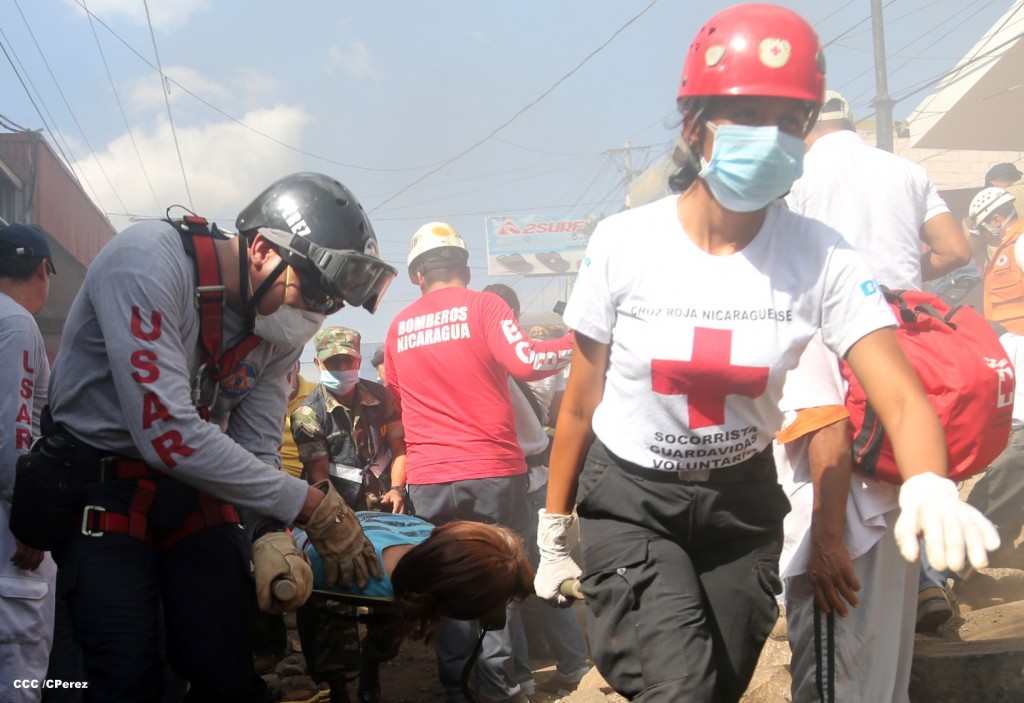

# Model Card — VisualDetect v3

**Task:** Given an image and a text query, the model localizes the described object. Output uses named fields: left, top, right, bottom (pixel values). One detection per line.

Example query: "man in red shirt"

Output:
left=383, top=222, right=571, bottom=703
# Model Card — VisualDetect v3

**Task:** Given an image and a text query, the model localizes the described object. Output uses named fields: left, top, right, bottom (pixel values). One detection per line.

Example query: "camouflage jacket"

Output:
left=290, top=380, right=403, bottom=474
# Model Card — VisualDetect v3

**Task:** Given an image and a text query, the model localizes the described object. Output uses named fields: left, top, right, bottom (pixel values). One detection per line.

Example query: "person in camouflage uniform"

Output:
left=291, top=326, right=407, bottom=703
left=292, top=327, right=406, bottom=512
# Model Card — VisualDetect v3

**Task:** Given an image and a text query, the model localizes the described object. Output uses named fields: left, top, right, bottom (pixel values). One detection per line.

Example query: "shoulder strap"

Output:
left=171, top=217, right=262, bottom=416
left=513, top=377, right=546, bottom=427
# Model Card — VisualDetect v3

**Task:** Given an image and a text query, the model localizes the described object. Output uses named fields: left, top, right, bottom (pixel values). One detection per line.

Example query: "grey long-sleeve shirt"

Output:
left=49, top=220, right=308, bottom=523
left=0, top=292, right=49, bottom=504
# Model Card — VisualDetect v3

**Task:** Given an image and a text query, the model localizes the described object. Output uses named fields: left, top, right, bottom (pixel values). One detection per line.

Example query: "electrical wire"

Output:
left=821, top=0, right=897, bottom=49
left=842, top=0, right=1001, bottom=106
left=892, top=29, right=1024, bottom=105
left=0, top=25, right=107, bottom=213
left=68, top=0, right=447, bottom=174
left=142, top=0, right=192, bottom=210
left=368, top=0, right=661, bottom=213
left=811, top=0, right=858, bottom=28
left=82, top=0, right=161, bottom=213
left=369, top=156, right=606, bottom=221
left=0, top=112, right=30, bottom=132
left=12, top=0, right=127, bottom=214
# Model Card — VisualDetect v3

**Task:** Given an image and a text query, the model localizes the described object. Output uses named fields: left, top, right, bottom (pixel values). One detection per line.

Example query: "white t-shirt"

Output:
left=786, top=130, right=950, bottom=291
left=564, top=195, right=895, bottom=471
left=999, top=331, right=1024, bottom=427
left=774, top=333, right=899, bottom=579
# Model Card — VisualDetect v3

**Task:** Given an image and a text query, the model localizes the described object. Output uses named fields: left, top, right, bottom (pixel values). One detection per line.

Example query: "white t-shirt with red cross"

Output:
left=564, top=195, right=896, bottom=471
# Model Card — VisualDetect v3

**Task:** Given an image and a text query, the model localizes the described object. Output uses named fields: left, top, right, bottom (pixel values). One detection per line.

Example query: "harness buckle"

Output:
left=98, top=456, right=119, bottom=483
left=194, top=285, right=227, bottom=309
left=82, top=505, right=106, bottom=537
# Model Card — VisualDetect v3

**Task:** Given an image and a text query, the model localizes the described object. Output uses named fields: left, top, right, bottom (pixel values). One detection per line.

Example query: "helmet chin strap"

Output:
left=240, top=239, right=289, bottom=323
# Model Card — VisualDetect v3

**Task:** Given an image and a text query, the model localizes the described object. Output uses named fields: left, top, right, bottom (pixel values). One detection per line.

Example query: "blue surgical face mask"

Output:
left=321, top=369, right=360, bottom=396
left=698, top=123, right=806, bottom=212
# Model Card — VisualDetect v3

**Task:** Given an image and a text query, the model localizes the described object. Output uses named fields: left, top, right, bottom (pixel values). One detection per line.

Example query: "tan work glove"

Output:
left=252, top=530, right=313, bottom=613
left=302, top=480, right=382, bottom=589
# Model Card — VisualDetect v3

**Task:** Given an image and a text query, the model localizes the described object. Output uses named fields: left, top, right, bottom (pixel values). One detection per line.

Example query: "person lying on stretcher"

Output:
left=291, top=512, right=535, bottom=641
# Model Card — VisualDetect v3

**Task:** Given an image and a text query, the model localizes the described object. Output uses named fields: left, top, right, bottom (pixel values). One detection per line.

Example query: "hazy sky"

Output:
left=1, top=0, right=1016, bottom=365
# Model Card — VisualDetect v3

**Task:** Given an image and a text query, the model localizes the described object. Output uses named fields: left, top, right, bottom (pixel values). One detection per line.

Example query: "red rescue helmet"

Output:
left=678, top=3, right=825, bottom=104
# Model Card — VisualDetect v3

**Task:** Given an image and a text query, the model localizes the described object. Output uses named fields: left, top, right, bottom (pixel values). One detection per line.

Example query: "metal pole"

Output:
left=870, top=0, right=895, bottom=152
left=623, top=140, right=635, bottom=208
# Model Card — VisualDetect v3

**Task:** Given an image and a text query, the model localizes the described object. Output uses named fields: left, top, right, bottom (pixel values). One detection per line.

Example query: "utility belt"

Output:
left=76, top=451, right=241, bottom=550
left=10, top=407, right=240, bottom=551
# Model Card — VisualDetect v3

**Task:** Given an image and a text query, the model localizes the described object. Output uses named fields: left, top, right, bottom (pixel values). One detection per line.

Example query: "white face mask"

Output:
left=254, top=306, right=323, bottom=347
left=322, top=369, right=361, bottom=396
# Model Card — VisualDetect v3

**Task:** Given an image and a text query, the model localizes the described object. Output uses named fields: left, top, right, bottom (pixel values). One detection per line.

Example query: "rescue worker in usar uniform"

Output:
left=9, top=172, right=397, bottom=702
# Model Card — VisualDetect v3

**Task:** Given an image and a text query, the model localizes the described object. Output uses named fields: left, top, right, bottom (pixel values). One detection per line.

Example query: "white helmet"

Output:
left=406, top=222, right=469, bottom=271
left=969, top=187, right=1015, bottom=226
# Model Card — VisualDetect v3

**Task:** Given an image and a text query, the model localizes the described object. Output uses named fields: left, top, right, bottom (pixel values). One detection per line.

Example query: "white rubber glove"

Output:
left=534, top=509, right=582, bottom=607
left=252, top=531, right=313, bottom=613
left=894, top=472, right=1001, bottom=572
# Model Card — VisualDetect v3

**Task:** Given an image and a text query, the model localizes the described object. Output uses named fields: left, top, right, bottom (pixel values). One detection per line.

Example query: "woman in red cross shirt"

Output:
left=532, top=5, right=999, bottom=702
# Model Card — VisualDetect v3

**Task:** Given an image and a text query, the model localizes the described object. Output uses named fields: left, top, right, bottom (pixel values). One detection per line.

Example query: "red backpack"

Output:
left=840, top=288, right=1015, bottom=484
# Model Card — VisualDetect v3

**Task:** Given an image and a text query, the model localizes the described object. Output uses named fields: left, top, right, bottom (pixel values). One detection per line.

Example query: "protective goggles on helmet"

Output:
left=262, top=228, right=397, bottom=314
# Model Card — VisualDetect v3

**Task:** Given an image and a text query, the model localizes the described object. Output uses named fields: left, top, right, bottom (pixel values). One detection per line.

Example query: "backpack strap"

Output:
left=513, top=378, right=546, bottom=427
left=171, top=216, right=262, bottom=419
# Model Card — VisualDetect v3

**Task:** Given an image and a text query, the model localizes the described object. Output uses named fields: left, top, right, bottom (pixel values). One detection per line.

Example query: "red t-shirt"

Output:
left=384, top=287, right=572, bottom=484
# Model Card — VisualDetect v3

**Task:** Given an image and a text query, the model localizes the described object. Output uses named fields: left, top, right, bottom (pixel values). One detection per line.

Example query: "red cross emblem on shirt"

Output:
left=651, top=327, right=769, bottom=429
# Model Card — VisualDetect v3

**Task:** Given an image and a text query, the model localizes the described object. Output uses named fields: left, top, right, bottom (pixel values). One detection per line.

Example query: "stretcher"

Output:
left=296, top=587, right=506, bottom=703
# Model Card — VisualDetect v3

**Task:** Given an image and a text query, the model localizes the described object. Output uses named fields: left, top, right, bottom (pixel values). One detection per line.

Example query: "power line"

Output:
left=892, top=29, right=1024, bottom=105
left=0, top=25, right=107, bottom=213
left=368, top=0, right=661, bottom=213
left=68, top=0, right=448, bottom=174
left=142, top=0, right=192, bottom=210
left=841, top=7, right=1024, bottom=124
left=0, top=112, right=30, bottom=131
left=82, top=0, right=161, bottom=213
left=843, top=0, right=1001, bottom=106
left=11, top=0, right=128, bottom=214
left=888, top=0, right=1003, bottom=80
left=811, top=0, right=857, bottom=27
left=107, top=197, right=624, bottom=230
left=822, top=0, right=896, bottom=48
left=367, top=157, right=607, bottom=224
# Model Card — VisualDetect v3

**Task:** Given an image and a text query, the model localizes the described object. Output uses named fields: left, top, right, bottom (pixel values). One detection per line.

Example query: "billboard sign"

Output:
left=483, top=212, right=600, bottom=276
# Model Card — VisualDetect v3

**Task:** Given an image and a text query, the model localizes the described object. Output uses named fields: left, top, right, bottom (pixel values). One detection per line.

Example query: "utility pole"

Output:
left=606, top=141, right=640, bottom=207
left=870, top=0, right=895, bottom=152
left=623, top=139, right=636, bottom=208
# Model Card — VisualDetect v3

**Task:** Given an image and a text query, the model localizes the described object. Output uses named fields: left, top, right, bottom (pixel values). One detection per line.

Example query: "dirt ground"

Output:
left=262, top=601, right=604, bottom=703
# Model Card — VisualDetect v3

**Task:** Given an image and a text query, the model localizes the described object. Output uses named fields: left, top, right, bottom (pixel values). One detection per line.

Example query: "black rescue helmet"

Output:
left=236, top=172, right=397, bottom=314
